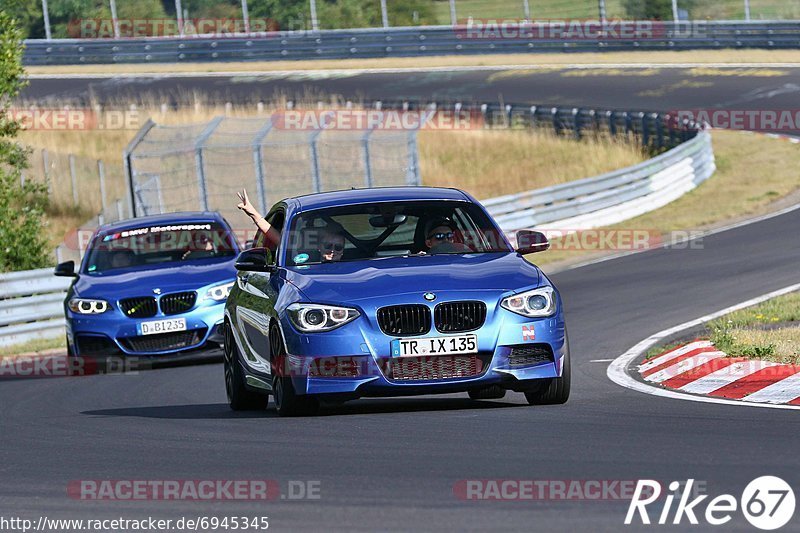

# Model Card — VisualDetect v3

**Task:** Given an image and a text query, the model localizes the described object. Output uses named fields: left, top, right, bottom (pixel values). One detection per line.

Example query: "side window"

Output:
left=264, top=211, right=285, bottom=265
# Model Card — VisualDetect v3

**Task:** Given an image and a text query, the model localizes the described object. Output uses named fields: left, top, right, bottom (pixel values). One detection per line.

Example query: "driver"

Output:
left=424, top=217, right=460, bottom=255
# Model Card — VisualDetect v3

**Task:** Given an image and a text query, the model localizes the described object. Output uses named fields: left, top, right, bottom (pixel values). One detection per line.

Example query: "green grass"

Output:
left=646, top=291, right=800, bottom=365
left=0, top=336, right=65, bottom=358
left=644, top=340, right=687, bottom=361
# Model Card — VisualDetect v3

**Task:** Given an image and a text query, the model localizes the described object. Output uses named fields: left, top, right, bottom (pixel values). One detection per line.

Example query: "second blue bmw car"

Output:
left=224, top=187, right=569, bottom=415
left=56, top=212, right=240, bottom=361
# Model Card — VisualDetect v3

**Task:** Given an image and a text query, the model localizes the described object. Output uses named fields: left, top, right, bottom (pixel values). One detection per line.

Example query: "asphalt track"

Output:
left=1, top=205, right=799, bottom=531
left=6, top=65, right=800, bottom=530
left=22, top=66, right=800, bottom=119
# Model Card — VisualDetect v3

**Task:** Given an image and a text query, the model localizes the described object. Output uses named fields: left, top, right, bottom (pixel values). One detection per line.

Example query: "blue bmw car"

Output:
left=224, top=187, right=569, bottom=416
left=55, top=212, right=240, bottom=362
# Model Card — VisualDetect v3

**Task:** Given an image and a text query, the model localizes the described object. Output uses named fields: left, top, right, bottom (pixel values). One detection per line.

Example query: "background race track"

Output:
left=22, top=66, right=800, bottom=137
left=1, top=203, right=798, bottom=530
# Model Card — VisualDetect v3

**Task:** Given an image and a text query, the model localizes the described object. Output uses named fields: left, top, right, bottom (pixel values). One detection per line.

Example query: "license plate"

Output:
left=139, top=318, right=187, bottom=336
left=391, top=334, right=477, bottom=357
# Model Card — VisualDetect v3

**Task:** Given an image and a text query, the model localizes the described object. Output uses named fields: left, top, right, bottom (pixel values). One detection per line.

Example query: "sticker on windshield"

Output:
left=294, top=253, right=310, bottom=264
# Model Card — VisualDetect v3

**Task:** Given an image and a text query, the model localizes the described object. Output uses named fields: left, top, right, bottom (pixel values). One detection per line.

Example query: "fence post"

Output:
left=522, top=0, right=530, bottom=21
left=671, top=0, right=679, bottom=21
left=405, top=130, right=420, bottom=185
left=607, top=110, right=616, bottom=137
left=309, top=0, right=319, bottom=31
left=362, top=128, right=374, bottom=188
left=598, top=0, right=607, bottom=22
left=309, top=129, right=323, bottom=193
left=449, top=0, right=457, bottom=26
left=744, top=0, right=751, bottom=20
left=20, top=170, right=25, bottom=187
left=380, top=0, right=389, bottom=28
left=252, top=121, right=273, bottom=215
left=194, top=116, right=223, bottom=212
left=69, top=154, right=79, bottom=206
left=640, top=112, right=649, bottom=147
left=123, top=119, right=156, bottom=218
left=572, top=108, right=581, bottom=140
left=97, top=160, right=107, bottom=216
left=42, top=148, right=51, bottom=195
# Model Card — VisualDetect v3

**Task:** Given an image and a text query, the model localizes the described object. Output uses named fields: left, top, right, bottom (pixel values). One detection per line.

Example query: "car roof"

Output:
left=290, top=187, right=471, bottom=211
left=97, top=211, right=224, bottom=233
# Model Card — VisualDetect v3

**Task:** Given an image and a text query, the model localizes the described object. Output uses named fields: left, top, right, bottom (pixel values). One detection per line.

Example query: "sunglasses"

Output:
left=429, top=232, right=454, bottom=241
left=322, top=242, right=344, bottom=252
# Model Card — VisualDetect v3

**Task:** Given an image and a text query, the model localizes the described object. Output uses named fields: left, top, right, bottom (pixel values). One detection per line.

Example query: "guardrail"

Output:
left=23, top=21, right=800, bottom=65
left=484, top=130, right=715, bottom=233
left=0, top=269, right=71, bottom=348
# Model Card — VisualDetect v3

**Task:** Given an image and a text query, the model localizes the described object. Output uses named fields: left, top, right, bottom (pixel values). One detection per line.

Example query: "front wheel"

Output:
left=270, top=325, right=318, bottom=417
left=524, top=350, right=571, bottom=405
left=224, top=323, right=268, bottom=411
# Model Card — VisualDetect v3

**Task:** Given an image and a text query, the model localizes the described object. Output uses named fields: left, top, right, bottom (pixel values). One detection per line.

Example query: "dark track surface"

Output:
left=22, top=66, right=800, bottom=119
left=2, top=206, right=799, bottom=531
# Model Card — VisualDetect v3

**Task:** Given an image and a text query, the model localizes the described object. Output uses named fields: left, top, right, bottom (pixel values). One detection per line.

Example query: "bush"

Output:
left=0, top=10, right=50, bottom=272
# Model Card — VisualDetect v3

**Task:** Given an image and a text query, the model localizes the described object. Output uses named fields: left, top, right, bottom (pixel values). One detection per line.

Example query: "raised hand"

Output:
left=236, top=189, right=258, bottom=217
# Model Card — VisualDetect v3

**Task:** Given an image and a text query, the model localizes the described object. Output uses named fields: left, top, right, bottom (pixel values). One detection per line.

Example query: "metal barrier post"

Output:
left=405, top=130, right=420, bottom=185
left=123, top=119, right=155, bottom=218
left=309, top=129, right=322, bottom=193
left=68, top=154, right=79, bottom=206
left=252, top=121, right=273, bottom=215
left=380, top=0, right=389, bottom=28
left=362, top=128, right=374, bottom=188
left=98, top=159, right=107, bottom=216
left=42, top=149, right=51, bottom=195
left=449, top=0, right=457, bottom=26
left=194, top=116, right=223, bottom=212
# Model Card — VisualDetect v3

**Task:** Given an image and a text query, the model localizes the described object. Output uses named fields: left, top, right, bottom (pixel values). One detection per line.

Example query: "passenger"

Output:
left=236, top=189, right=280, bottom=246
left=317, top=226, right=345, bottom=263
left=109, top=250, right=135, bottom=270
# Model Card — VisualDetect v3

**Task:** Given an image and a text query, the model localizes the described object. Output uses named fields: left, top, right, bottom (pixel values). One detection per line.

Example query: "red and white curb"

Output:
left=640, top=340, right=800, bottom=405
left=608, top=282, right=800, bottom=410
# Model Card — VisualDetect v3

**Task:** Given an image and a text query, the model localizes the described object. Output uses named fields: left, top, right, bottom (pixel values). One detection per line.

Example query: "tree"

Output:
left=623, top=0, right=694, bottom=20
left=0, top=10, right=50, bottom=271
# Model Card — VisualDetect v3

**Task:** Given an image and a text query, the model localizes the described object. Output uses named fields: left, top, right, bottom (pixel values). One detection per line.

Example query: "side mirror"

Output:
left=235, top=248, right=276, bottom=273
left=516, top=230, right=550, bottom=255
left=54, top=261, right=78, bottom=277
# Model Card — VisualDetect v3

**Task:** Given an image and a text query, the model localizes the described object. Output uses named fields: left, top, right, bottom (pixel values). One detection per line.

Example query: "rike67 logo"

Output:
left=626, top=477, right=795, bottom=530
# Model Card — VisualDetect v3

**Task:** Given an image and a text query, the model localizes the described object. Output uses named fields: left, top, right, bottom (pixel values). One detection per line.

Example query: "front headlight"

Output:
left=287, top=303, right=360, bottom=332
left=500, top=286, right=556, bottom=318
left=205, top=281, right=235, bottom=302
left=68, top=298, right=110, bottom=314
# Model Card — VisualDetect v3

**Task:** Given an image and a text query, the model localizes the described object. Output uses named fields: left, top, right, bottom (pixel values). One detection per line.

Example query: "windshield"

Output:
left=84, top=222, right=237, bottom=274
left=285, top=200, right=510, bottom=266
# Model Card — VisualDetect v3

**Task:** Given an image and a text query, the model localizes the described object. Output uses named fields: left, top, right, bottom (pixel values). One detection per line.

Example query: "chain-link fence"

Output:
left=126, top=116, right=421, bottom=222
left=24, top=147, right=130, bottom=225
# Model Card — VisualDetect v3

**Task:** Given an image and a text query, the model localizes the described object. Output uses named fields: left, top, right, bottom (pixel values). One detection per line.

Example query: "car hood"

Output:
left=73, top=259, right=237, bottom=299
left=284, top=253, right=541, bottom=303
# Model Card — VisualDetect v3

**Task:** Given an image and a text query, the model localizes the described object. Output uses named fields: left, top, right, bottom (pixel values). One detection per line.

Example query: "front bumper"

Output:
left=66, top=301, right=226, bottom=357
left=256, top=291, right=567, bottom=397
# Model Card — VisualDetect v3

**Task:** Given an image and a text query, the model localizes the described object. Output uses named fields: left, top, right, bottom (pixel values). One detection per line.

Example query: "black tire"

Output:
left=270, top=325, right=318, bottom=417
left=224, top=322, right=268, bottom=411
left=524, top=349, right=571, bottom=405
left=468, top=385, right=506, bottom=400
